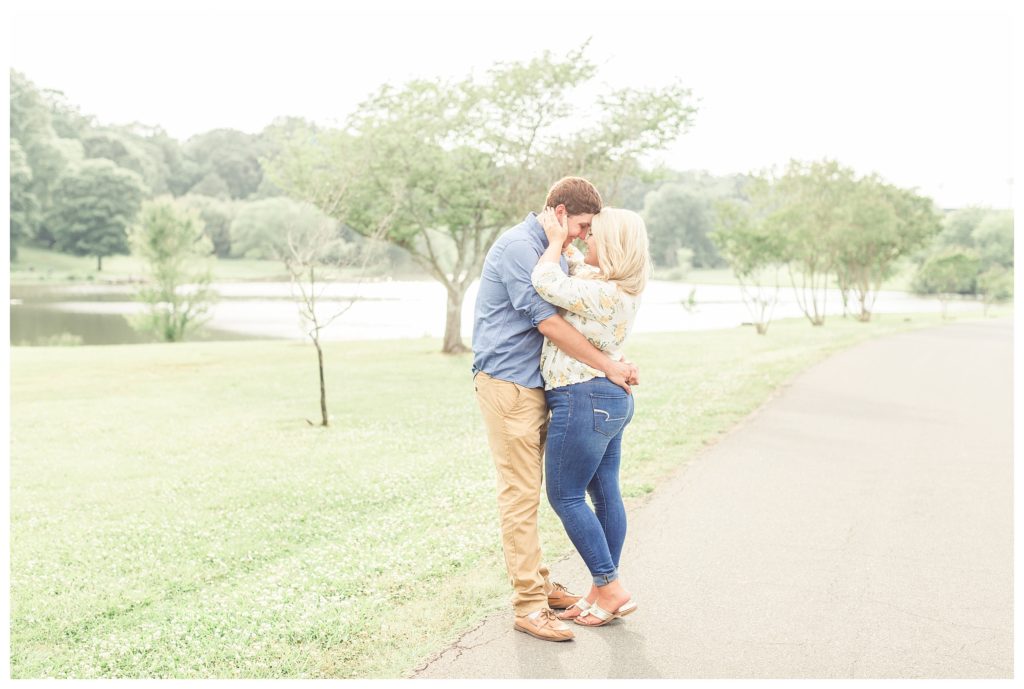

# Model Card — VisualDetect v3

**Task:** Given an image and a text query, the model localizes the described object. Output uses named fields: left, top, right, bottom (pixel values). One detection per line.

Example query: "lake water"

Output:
left=10, top=279, right=984, bottom=346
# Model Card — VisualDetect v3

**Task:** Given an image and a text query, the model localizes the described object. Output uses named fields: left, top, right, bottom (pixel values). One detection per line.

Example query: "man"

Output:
left=472, top=177, right=639, bottom=642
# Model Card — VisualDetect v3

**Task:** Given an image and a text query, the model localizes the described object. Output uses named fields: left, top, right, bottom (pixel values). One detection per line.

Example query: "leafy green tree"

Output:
left=642, top=183, right=722, bottom=268
left=549, top=79, right=698, bottom=205
left=710, top=180, right=788, bottom=334
left=10, top=140, right=38, bottom=259
left=624, top=168, right=747, bottom=211
left=82, top=126, right=173, bottom=196
left=763, top=159, right=856, bottom=326
left=128, top=197, right=216, bottom=342
left=833, top=175, right=941, bottom=321
left=184, top=129, right=263, bottom=199
left=971, top=210, right=1013, bottom=270
left=253, top=117, right=321, bottom=199
left=48, top=159, right=147, bottom=270
left=976, top=266, right=1013, bottom=315
left=10, top=70, right=84, bottom=246
left=187, top=171, right=231, bottom=199
left=906, top=206, right=1012, bottom=315
left=936, top=206, right=989, bottom=249
left=912, top=247, right=981, bottom=318
left=268, top=44, right=697, bottom=353
left=230, top=197, right=342, bottom=260
left=140, top=128, right=194, bottom=197
left=178, top=194, right=237, bottom=258
left=603, top=164, right=676, bottom=211
left=10, top=70, right=52, bottom=149
left=38, top=87, right=95, bottom=139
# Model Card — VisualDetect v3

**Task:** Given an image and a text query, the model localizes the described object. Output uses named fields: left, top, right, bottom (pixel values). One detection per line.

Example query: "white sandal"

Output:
left=555, top=598, right=593, bottom=620
left=574, top=597, right=638, bottom=627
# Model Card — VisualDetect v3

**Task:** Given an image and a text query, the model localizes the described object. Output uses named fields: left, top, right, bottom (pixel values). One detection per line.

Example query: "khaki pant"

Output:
left=474, top=371, right=552, bottom=616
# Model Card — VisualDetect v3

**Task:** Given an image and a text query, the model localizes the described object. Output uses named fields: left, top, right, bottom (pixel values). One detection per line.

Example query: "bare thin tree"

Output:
left=281, top=180, right=399, bottom=427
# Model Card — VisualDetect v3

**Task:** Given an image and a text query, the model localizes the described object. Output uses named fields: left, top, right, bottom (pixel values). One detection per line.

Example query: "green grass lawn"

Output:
left=9, top=307, right=1011, bottom=678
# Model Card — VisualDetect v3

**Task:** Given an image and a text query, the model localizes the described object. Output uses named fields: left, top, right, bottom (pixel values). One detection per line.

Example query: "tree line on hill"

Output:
left=10, top=70, right=390, bottom=269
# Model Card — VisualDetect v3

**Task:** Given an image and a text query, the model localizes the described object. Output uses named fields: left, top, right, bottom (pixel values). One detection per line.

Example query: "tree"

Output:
left=911, top=247, right=981, bottom=319
left=230, top=197, right=341, bottom=260
left=143, top=128, right=195, bottom=197
left=39, top=87, right=95, bottom=139
left=971, top=210, right=1013, bottom=271
left=549, top=80, right=698, bottom=205
left=178, top=194, right=237, bottom=258
left=10, top=141, right=38, bottom=259
left=280, top=200, right=395, bottom=427
left=183, top=129, right=264, bottom=199
left=81, top=126, right=172, bottom=196
left=268, top=44, right=697, bottom=353
left=253, top=117, right=321, bottom=199
left=976, top=266, right=1013, bottom=316
left=10, top=70, right=84, bottom=246
left=48, top=159, right=147, bottom=270
left=641, top=183, right=721, bottom=268
left=128, top=197, right=217, bottom=341
left=833, top=175, right=941, bottom=322
left=763, top=159, right=855, bottom=326
left=11, top=70, right=53, bottom=146
left=905, top=206, right=1012, bottom=318
left=187, top=171, right=232, bottom=199
left=608, top=163, right=679, bottom=211
left=710, top=179, right=787, bottom=335
left=936, top=206, right=989, bottom=248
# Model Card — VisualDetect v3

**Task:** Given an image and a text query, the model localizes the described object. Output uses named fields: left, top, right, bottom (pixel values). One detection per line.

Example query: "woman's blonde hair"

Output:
left=584, top=207, right=652, bottom=296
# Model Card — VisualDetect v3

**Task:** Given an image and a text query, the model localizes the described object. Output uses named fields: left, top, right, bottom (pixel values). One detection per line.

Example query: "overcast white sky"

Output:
left=6, top=0, right=1018, bottom=208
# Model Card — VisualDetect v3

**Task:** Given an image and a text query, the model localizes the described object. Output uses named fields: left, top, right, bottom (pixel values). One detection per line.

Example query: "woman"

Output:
left=530, top=205, right=651, bottom=627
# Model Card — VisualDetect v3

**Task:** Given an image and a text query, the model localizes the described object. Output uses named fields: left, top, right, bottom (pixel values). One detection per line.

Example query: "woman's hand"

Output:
left=538, top=206, right=568, bottom=247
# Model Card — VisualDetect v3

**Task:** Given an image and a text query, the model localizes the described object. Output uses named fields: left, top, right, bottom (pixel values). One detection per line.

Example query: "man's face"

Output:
left=557, top=208, right=594, bottom=245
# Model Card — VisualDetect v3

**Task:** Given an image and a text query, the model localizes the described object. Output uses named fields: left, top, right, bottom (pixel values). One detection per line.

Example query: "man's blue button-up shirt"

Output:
left=471, top=212, right=569, bottom=389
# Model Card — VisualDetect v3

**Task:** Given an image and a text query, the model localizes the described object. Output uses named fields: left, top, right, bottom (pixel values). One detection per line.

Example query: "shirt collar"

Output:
left=523, top=212, right=549, bottom=248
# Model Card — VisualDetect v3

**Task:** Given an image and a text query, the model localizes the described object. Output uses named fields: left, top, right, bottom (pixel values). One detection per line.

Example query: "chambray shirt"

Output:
left=472, top=212, right=569, bottom=389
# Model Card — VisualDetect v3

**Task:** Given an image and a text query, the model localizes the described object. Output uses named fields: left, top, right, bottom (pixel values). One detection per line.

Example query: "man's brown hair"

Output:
left=544, top=176, right=603, bottom=216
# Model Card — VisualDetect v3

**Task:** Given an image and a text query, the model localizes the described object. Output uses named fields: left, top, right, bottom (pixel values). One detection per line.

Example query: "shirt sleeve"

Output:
left=531, top=261, right=619, bottom=324
left=501, top=240, right=559, bottom=327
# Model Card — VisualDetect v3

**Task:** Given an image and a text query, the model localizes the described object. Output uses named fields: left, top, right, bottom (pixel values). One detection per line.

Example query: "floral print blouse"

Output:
left=530, top=244, right=641, bottom=390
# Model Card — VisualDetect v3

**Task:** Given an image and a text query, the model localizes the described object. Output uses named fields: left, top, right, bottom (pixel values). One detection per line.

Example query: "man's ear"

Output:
left=555, top=204, right=567, bottom=221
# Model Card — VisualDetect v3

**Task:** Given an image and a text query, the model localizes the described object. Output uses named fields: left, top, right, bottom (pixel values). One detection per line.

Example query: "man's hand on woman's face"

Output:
left=538, top=206, right=569, bottom=247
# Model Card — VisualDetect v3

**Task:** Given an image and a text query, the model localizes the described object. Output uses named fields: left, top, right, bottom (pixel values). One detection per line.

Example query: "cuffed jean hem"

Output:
left=593, top=570, right=619, bottom=586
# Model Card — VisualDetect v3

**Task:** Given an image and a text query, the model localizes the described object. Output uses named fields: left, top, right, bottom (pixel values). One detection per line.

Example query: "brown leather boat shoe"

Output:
left=513, top=608, right=575, bottom=642
left=546, top=581, right=582, bottom=610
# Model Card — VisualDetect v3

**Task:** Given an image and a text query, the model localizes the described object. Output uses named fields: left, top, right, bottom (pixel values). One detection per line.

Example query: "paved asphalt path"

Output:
left=413, top=318, right=1013, bottom=679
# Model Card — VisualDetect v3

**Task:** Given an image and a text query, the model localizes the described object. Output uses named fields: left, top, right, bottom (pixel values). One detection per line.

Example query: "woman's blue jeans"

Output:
left=544, top=376, right=635, bottom=586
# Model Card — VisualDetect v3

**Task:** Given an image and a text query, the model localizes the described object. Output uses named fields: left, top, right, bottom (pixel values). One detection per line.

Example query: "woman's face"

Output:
left=582, top=228, right=600, bottom=267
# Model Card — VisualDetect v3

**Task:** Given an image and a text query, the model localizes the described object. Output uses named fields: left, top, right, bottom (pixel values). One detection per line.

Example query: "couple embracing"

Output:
left=472, top=176, right=651, bottom=642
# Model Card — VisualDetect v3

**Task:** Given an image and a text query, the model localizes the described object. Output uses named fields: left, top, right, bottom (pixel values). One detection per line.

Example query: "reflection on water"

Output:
left=10, top=303, right=259, bottom=346
left=12, top=304, right=154, bottom=345
left=10, top=280, right=985, bottom=346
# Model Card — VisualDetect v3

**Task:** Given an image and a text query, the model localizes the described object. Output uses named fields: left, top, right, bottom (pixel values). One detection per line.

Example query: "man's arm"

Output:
left=496, top=231, right=639, bottom=392
left=538, top=314, right=639, bottom=393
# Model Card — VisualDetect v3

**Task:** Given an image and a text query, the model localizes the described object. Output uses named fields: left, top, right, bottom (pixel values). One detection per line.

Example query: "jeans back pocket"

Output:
left=591, top=393, right=632, bottom=438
